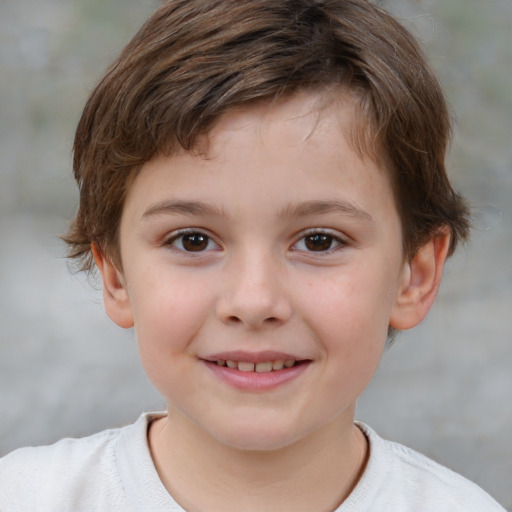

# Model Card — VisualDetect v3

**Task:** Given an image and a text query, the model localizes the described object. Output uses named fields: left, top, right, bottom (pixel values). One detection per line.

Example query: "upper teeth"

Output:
left=216, top=360, right=296, bottom=372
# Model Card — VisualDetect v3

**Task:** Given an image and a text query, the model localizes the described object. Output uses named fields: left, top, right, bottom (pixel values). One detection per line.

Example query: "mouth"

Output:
left=201, top=352, right=311, bottom=391
left=214, top=359, right=302, bottom=373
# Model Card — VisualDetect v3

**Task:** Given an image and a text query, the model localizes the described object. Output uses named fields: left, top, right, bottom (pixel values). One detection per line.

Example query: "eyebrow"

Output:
left=278, top=200, right=374, bottom=222
left=141, top=199, right=373, bottom=222
left=142, top=200, right=226, bottom=219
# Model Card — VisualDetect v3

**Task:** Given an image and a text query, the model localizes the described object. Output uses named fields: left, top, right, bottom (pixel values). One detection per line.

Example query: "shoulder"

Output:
left=383, top=437, right=504, bottom=511
left=0, top=414, right=156, bottom=511
left=344, top=423, right=506, bottom=512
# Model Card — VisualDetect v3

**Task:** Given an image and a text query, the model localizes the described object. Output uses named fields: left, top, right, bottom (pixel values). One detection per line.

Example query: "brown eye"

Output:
left=169, top=231, right=217, bottom=252
left=293, top=231, right=345, bottom=254
left=304, top=234, right=335, bottom=251
left=181, top=233, right=209, bottom=251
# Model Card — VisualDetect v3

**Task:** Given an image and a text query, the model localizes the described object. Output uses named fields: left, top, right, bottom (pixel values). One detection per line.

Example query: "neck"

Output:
left=149, top=408, right=368, bottom=512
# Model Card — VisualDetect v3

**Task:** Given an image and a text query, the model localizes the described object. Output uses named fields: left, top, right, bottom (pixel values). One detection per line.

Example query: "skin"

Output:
left=94, top=91, right=450, bottom=511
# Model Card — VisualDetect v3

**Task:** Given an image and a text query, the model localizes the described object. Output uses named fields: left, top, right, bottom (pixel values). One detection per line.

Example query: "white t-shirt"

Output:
left=0, top=413, right=505, bottom=511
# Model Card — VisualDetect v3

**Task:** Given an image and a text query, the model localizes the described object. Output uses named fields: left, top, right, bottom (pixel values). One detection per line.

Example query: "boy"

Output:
left=0, top=0, right=505, bottom=510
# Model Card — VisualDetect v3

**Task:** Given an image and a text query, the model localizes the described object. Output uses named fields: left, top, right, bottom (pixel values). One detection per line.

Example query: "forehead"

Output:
left=122, top=91, right=398, bottom=230
left=199, top=89, right=376, bottom=163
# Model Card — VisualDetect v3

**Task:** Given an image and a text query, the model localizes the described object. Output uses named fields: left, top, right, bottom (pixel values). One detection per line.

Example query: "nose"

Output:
left=215, top=250, right=292, bottom=330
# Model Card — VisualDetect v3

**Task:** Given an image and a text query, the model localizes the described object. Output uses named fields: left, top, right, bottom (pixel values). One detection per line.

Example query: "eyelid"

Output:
left=301, top=227, right=345, bottom=238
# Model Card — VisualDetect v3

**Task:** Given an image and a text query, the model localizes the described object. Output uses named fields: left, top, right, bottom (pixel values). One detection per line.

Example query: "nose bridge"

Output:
left=217, top=244, right=291, bottom=328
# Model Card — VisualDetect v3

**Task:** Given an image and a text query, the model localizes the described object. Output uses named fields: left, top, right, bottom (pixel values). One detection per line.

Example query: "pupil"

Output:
left=183, top=233, right=208, bottom=251
left=305, top=234, right=332, bottom=251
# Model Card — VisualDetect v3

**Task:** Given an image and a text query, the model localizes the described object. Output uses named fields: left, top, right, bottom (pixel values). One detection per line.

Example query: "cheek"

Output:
left=131, top=280, right=215, bottom=403
left=296, top=262, right=398, bottom=377
left=129, top=270, right=215, bottom=360
left=301, top=265, right=395, bottom=340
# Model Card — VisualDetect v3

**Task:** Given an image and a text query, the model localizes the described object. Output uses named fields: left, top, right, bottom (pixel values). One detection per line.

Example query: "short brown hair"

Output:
left=64, top=0, right=470, bottom=272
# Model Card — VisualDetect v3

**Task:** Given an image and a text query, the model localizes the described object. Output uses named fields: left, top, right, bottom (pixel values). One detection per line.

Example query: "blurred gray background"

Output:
left=0, top=0, right=511, bottom=509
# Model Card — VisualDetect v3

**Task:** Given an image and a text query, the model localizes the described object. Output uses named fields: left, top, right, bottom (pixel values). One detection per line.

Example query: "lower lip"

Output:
left=204, top=361, right=311, bottom=392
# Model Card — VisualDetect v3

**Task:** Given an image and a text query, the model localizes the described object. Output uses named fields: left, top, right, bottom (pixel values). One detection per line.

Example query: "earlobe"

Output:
left=389, top=230, right=451, bottom=330
left=91, top=243, right=134, bottom=329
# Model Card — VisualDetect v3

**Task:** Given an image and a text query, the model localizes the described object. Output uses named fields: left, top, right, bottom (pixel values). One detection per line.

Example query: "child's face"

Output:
left=107, top=92, right=413, bottom=450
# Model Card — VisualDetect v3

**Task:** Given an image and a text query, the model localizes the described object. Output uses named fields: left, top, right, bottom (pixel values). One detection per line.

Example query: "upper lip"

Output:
left=202, top=350, right=310, bottom=363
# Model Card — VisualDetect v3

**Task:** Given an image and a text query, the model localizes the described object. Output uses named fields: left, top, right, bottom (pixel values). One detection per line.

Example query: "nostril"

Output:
left=225, top=315, right=279, bottom=326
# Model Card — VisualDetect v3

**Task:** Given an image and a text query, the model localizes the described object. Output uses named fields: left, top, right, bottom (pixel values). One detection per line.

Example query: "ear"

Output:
left=92, top=243, right=134, bottom=329
left=390, top=230, right=451, bottom=330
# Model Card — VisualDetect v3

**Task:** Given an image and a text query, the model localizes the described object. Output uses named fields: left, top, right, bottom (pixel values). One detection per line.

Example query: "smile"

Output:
left=215, top=360, right=297, bottom=372
left=203, top=354, right=311, bottom=391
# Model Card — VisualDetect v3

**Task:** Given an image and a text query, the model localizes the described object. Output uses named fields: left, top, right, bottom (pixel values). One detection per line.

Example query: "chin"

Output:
left=212, top=422, right=303, bottom=453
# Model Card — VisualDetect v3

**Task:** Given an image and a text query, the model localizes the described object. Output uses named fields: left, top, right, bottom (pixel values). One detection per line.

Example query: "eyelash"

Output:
left=164, top=228, right=347, bottom=255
